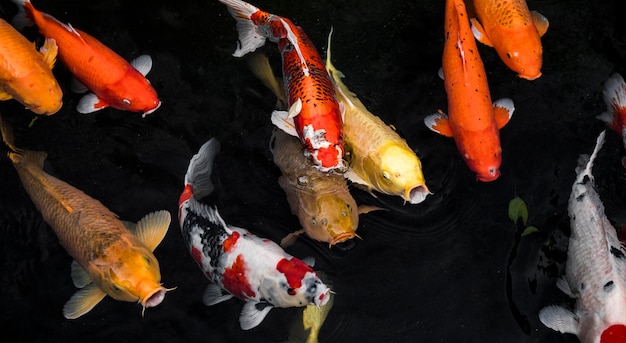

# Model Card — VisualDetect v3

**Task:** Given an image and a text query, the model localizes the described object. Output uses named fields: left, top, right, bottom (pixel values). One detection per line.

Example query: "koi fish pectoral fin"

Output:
left=280, top=229, right=306, bottom=248
left=538, top=305, right=579, bottom=335
left=240, top=301, right=274, bottom=330
left=63, top=284, right=107, bottom=319
left=0, top=90, right=13, bottom=101
left=492, top=98, right=515, bottom=129
left=39, top=38, right=59, bottom=70
left=531, top=11, right=550, bottom=37
left=130, top=55, right=153, bottom=76
left=77, top=93, right=109, bottom=114
left=271, top=110, right=299, bottom=137
left=203, top=283, right=234, bottom=306
left=287, top=98, right=303, bottom=118
left=70, top=260, right=92, bottom=288
left=424, top=111, right=454, bottom=137
left=470, top=18, right=493, bottom=47
left=133, top=210, right=171, bottom=252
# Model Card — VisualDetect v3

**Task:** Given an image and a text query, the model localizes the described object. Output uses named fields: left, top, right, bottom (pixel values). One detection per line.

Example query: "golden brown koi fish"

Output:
left=0, top=117, right=172, bottom=319
left=324, top=30, right=430, bottom=204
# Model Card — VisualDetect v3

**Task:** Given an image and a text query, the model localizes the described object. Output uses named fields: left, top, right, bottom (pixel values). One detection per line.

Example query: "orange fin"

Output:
left=63, top=284, right=107, bottom=319
left=39, top=38, right=58, bottom=70
left=280, top=229, right=306, bottom=248
left=470, top=18, right=493, bottom=47
left=358, top=205, right=385, bottom=215
left=531, top=11, right=549, bottom=37
left=133, top=210, right=171, bottom=252
left=492, top=98, right=515, bottom=129
left=424, top=111, right=454, bottom=137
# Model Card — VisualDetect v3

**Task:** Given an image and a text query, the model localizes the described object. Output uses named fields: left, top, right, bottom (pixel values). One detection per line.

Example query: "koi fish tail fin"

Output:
left=9, top=0, right=34, bottom=30
left=218, top=0, right=267, bottom=57
left=184, top=138, right=221, bottom=200
left=597, top=73, right=626, bottom=134
left=0, top=115, right=46, bottom=168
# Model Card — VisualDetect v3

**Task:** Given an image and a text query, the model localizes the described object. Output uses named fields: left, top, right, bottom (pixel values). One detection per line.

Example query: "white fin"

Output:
left=287, top=98, right=303, bottom=118
left=437, top=67, right=444, bottom=80
left=70, top=76, right=88, bottom=93
left=574, top=130, right=606, bottom=184
left=63, top=284, right=107, bottom=319
left=130, top=55, right=153, bottom=76
left=424, top=112, right=454, bottom=137
left=538, top=305, right=579, bottom=335
left=218, top=0, right=267, bottom=57
left=134, top=210, right=171, bottom=252
left=202, top=283, right=234, bottom=306
left=70, top=260, right=92, bottom=288
left=240, top=301, right=273, bottom=330
left=77, top=93, right=107, bottom=114
left=271, top=110, right=299, bottom=137
left=185, top=138, right=221, bottom=200
left=598, top=73, right=626, bottom=125
left=556, top=277, right=575, bottom=298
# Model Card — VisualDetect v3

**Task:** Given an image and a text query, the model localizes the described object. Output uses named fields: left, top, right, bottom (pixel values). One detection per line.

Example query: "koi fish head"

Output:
left=364, top=143, right=430, bottom=203
left=300, top=194, right=359, bottom=246
left=498, top=33, right=543, bottom=81
left=459, top=140, right=502, bottom=182
left=109, top=76, right=161, bottom=117
left=262, top=257, right=331, bottom=308
left=95, top=243, right=167, bottom=310
left=10, top=71, right=63, bottom=115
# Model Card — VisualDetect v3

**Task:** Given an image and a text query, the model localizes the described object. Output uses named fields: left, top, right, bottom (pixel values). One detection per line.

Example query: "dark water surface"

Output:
left=1, top=0, right=624, bottom=342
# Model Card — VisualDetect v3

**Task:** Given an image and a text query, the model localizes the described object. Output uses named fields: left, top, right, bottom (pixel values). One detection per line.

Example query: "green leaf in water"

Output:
left=508, top=197, right=528, bottom=226
left=521, top=226, right=539, bottom=236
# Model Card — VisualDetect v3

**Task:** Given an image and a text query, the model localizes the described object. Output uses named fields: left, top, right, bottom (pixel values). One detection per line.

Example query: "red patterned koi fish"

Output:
left=470, top=0, right=549, bottom=80
left=11, top=0, right=161, bottom=116
left=597, top=73, right=626, bottom=168
left=178, top=138, right=331, bottom=330
left=424, top=0, right=514, bottom=182
left=217, top=0, right=345, bottom=172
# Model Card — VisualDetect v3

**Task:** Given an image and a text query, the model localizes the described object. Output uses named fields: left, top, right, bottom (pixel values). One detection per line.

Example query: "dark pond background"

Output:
left=1, top=0, right=625, bottom=342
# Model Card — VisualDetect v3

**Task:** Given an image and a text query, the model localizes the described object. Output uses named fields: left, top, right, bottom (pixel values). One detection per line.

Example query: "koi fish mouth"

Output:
left=329, top=232, right=359, bottom=246
left=477, top=168, right=500, bottom=182
left=518, top=71, right=542, bottom=81
left=405, top=184, right=431, bottom=204
left=142, top=101, right=162, bottom=118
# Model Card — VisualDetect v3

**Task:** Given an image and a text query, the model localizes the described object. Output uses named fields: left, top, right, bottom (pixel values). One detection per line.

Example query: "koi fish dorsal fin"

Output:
left=63, top=284, right=107, bottom=319
left=38, top=38, right=58, bottom=70
left=492, top=98, right=515, bottom=129
left=470, top=18, right=493, bottom=47
left=240, top=300, right=273, bottom=330
left=134, top=210, right=171, bottom=252
left=130, top=55, right=153, bottom=77
left=70, top=260, right=92, bottom=288
left=424, top=111, right=454, bottom=137
left=531, top=11, right=549, bottom=37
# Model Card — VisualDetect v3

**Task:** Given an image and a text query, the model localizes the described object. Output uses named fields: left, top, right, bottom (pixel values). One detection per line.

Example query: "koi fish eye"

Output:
left=506, top=52, right=512, bottom=59
left=287, top=287, right=296, bottom=296
left=321, top=218, right=328, bottom=226
left=311, top=217, right=317, bottom=226
left=382, top=171, right=391, bottom=180
left=284, top=43, right=294, bottom=52
left=123, top=99, right=131, bottom=105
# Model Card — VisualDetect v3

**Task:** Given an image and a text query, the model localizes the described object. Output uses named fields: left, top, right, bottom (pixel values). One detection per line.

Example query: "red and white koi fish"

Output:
left=0, top=18, right=62, bottom=115
left=597, top=73, right=626, bottom=167
left=0, top=116, right=172, bottom=319
left=178, top=138, right=331, bottom=330
left=470, top=0, right=549, bottom=80
left=217, top=0, right=345, bottom=172
left=539, top=131, right=626, bottom=343
left=11, top=0, right=161, bottom=117
left=424, top=0, right=514, bottom=182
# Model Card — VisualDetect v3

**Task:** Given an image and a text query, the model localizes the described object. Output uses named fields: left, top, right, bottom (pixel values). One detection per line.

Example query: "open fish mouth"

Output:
left=141, top=286, right=167, bottom=308
left=405, top=184, right=431, bottom=204
left=329, top=232, right=358, bottom=246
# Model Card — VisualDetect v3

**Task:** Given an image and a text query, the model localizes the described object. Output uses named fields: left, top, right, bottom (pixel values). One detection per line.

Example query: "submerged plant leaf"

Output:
left=521, top=226, right=539, bottom=236
left=508, top=197, right=528, bottom=226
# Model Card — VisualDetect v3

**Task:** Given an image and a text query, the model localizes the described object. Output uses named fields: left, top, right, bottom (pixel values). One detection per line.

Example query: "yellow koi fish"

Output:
left=325, top=30, right=430, bottom=204
left=0, top=116, right=172, bottom=319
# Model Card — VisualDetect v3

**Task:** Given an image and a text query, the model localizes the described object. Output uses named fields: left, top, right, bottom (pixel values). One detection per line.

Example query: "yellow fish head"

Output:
left=99, top=244, right=167, bottom=309
left=10, top=71, right=63, bottom=115
left=301, top=195, right=358, bottom=246
left=500, top=33, right=543, bottom=81
left=367, top=143, right=430, bottom=204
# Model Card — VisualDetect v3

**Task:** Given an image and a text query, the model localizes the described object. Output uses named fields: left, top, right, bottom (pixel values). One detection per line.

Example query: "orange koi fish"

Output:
left=11, top=0, right=161, bottom=117
left=470, top=0, right=549, bottom=80
left=218, top=0, right=345, bottom=172
left=597, top=73, right=626, bottom=167
left=424, top=0, right=515, bottom=182
left=0, top=18, right=62, bottom=115
left=0, top=116, right=172, bottom=319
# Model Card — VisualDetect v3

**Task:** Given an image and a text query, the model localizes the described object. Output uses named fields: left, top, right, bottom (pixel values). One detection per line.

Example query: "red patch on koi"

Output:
left=191, top=245, right=203, bottom=265
left=223, top=254, right=255, bottom=299
left=601, top=324, right=626, bottom=343
left=276, top=258, right=313, bottom=290
left=223, top=231, right=240, bottom=252
left=178, top=184, right=193, bottom=217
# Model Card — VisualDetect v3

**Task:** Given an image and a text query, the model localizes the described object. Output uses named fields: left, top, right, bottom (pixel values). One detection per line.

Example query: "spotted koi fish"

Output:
left=178, top=138, right=331, bottom=330
left=539, top=131, right=626, bottom=343
left=597, top=73, right=626, bottom=167
left=217, top=0, right=345, bottom=172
